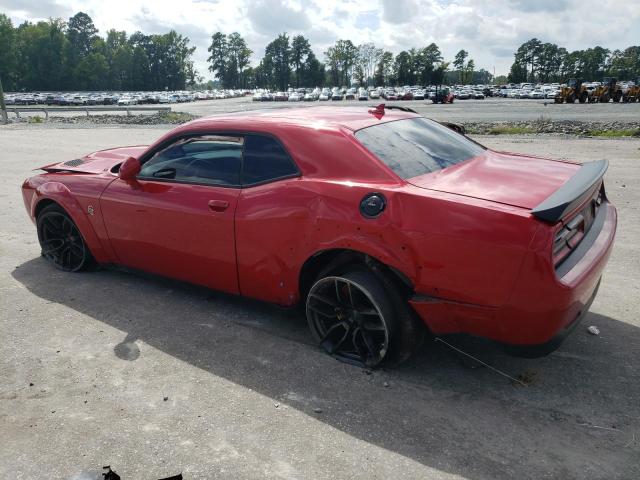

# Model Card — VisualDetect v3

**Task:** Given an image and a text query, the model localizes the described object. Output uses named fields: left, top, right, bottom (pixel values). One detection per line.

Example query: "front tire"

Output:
left=36, top=204, right=95, bottom=272
left=306, top=268, right=423, bottom=368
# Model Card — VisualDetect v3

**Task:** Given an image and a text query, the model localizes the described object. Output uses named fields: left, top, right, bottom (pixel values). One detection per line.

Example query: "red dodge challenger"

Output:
left=21, top=106, right=617, bottom=367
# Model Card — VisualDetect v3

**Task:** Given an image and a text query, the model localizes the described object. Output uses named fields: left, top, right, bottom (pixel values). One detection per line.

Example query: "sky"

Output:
left=1, top=0, right=639, bottom=80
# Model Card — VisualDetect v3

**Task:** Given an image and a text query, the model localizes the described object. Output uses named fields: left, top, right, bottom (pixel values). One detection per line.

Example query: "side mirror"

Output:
left=119, top=156, right=141, bottom=181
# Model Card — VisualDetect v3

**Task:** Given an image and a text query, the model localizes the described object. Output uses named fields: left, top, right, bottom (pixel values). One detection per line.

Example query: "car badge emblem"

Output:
left=87, top=205, right=95, bottom=215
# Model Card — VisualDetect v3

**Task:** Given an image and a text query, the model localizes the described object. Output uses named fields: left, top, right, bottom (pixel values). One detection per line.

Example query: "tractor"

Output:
left=432, top=86, right=454, bottom=104
left=622, top=79, right=639, bottom=103
left=594, top=77, right=623, bottom=103
left=554, top=79, right=589, bottom=103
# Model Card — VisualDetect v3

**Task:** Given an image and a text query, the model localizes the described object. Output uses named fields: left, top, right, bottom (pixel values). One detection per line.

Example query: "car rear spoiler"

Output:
left=531, top=159, right=608, bottom=223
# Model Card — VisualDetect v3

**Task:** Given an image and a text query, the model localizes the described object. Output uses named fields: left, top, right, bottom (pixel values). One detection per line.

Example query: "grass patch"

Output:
left=158, top=111, right=196, bottom=123
left=487, top=126, right=536, bottom=135
left=586, top=129, right=640, bottom=137
left=27, top=115, right=44, bottom=123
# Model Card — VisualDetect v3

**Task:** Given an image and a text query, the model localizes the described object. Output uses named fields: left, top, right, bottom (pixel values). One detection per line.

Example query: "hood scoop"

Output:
left=63, top=158, right=86, bottom=167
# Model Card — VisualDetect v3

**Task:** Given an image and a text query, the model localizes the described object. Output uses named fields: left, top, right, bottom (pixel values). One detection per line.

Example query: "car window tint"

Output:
left=242, top=135, right=298, bottom=185
left=355, top=118, right=485, bottom=179
left=139, top=135, right=243, bottom=186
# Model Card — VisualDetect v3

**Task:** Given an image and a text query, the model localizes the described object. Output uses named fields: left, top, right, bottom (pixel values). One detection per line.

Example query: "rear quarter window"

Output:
left=355, top=117, right=485, bottom=179
left=242, top=134, right=299, bottom=185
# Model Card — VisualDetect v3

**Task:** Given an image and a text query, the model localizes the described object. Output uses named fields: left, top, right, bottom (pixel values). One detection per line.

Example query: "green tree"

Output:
left=207, top=32, right=228, bottom=87
left=67, top=12, right=98, bottom=57
left=432, top=61, right=448, bottom=86
left=0, top=14, right=18, bottom=90
left=227, top=32, right=252, bottom=88
left=607, top=46, right=640, bottom=79
left=324, top=39, right=357, bottom=86
left=76, top=52, right=109, bottom=89
left=303, top=51, right=325, bottom=87
left=355, top=43, right=379, bottom=86
left=465, top=59, right=475, bottom=84
left=393, top=51, right=413, bottom=85
left=414, top=43, right=442, bottom=85
left=374, top=51, right=394, bottom=86
left=265, top=33, right=291, bottom=91
left=105, top=29, right=130, bottom=89
left=453, top=49, right=468, bottom=83
left=291, top=35, right=311, bottom=87
left=130, top=45, right=150, bottom=90
left=15, top=19, right=68, bottom=91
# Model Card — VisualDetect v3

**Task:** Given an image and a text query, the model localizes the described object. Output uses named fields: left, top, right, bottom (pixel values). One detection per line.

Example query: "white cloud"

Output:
left=1, top=0, right=638, bottom=79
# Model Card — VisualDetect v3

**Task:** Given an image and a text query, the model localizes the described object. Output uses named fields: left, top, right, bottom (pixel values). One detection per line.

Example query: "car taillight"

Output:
left=553, top=214, right=585, bottom=266
left=552, top=186, right=603, bottom=268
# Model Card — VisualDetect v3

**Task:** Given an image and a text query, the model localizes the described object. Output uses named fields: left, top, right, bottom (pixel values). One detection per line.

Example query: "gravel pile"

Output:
left=464, top=120, right=640, bottom=136
left=9, top=112, right=197, bottom=125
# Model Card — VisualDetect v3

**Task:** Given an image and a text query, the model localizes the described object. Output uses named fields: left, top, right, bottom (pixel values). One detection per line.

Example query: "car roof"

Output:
left=183, top=106, right=418, bottom=133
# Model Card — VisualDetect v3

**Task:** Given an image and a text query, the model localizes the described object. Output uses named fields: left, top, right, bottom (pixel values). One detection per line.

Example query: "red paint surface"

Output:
left=21, top=107, right=617, bottom=347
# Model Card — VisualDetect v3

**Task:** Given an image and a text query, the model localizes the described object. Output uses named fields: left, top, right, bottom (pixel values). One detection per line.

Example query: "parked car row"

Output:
left=250, top=84, right=559, bottom=102
left=2, top=89, right=249, bottom=106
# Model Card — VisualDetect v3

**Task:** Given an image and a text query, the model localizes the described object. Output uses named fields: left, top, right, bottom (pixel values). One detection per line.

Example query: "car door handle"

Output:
left=208, top=200, right=229, bottom=212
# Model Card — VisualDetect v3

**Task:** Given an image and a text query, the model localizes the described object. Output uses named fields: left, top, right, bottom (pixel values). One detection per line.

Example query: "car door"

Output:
left=234, top=134, right=305, bottom=305
left=100, top=134, right=243, bottom=294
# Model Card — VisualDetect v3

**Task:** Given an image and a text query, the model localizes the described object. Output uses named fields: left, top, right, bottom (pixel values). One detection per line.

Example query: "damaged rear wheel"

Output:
left=306, top=268, right=423, bottom=368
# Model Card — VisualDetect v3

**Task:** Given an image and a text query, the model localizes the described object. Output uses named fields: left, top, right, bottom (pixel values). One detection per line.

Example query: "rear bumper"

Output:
left=499, top=278, right=600, bottom=358
left=410, top=202, right=617, bottom=354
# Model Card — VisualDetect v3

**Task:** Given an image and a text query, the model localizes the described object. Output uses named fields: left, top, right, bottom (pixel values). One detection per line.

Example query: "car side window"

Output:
left=139, top=135, right=243, bottom=187
left=242, top=134, right=298, bottom=186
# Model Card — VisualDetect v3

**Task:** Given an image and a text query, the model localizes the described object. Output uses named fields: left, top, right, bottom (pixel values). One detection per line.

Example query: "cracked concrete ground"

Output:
left=1, top=124, right=639, bottom=479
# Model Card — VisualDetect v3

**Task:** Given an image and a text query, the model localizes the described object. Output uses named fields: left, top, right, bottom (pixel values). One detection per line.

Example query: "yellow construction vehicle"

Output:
left=622, top=79, right=639, bottom=103
left=554, top=79, right=589, bottom=103
left=593, top=77, right=624, bottom=103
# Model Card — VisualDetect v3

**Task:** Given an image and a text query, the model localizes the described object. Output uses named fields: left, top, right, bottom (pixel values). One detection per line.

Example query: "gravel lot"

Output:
left=7, top=96, right=640, bottom=124
left=1, top=123, right=639, bottom=479
left=179, top=96, right=640, bottom=123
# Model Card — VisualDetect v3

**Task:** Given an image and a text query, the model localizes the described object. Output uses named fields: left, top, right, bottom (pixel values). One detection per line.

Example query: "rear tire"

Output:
left=36, top=204, right=96, bottom=272
left=306, top=266, right=424, bottom=368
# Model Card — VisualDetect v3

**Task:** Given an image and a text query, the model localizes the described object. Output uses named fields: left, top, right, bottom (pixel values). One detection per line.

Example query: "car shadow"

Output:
left=11, top=258, right=640, bottom=479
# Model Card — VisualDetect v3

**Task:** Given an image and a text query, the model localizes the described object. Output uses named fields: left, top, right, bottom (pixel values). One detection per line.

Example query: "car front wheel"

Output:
left=36, top=204, right=95, bottom=272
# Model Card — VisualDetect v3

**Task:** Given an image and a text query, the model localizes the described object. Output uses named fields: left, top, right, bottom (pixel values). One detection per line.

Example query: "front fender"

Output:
left=32, top=181, right=110, bottom=263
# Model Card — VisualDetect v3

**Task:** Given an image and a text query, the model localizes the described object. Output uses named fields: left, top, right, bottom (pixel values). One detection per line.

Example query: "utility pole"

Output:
left=0, top=76, right=8, bottom=125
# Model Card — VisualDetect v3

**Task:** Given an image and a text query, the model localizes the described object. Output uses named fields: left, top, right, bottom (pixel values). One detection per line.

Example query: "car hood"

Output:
left=40, top=145, right=148, bottom=173
left=407, top=150, right=580, bottom=209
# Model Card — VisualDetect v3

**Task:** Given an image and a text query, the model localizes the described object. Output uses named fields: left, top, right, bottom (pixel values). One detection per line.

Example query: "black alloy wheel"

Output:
left=306, top=271, right=393, bottom=368
left=37, top=205, right=93, bottom=272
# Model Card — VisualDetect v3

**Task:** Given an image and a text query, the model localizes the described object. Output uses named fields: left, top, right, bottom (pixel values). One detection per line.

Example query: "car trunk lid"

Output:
left=407, top=150, right=580, bottom=210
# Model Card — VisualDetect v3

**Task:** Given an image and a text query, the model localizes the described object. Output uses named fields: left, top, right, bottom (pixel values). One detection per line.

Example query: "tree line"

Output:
left=4, top=10, right=638, bottom=93
left=207, top=33, right=491, bottom=89
left=508, top=38, right=640, bottom=83
left=0, top=12, right=196, bottom=92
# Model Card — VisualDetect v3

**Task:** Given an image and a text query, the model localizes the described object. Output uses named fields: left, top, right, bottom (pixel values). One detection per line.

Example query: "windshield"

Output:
left=355, top=117, right=485, bottom=179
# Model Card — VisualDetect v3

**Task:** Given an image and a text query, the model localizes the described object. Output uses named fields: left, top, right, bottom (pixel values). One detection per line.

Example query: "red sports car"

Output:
left=21, top=106, right=617, bottom=367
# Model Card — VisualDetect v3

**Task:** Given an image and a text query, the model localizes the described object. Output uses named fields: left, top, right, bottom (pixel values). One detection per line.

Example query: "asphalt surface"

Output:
left=174, top=96, right=640, bottom=123
left=0, top=124, right=639, bottom=479
left=8, top=96, right=640, bottom=123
